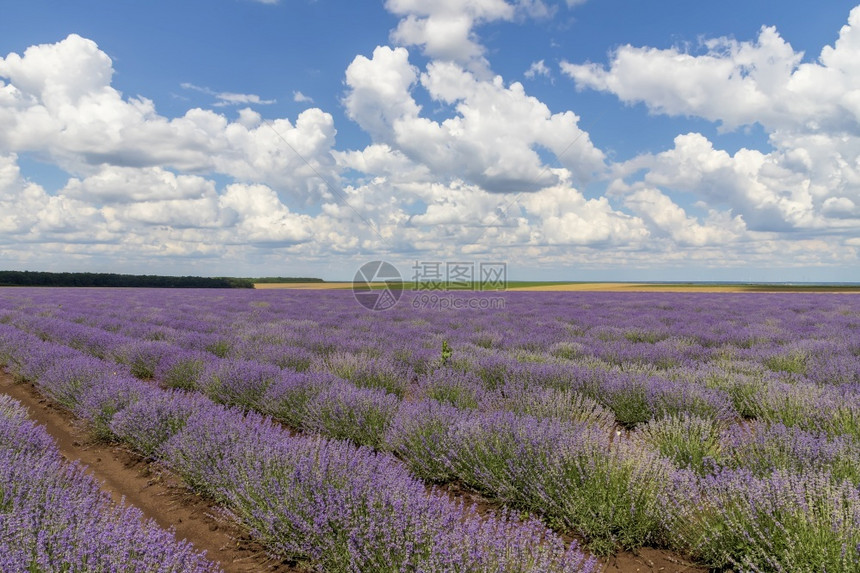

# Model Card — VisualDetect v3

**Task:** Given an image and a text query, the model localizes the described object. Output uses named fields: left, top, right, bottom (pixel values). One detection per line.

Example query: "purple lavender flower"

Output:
left=74, top=372, right=156, bottom=440
left=111, top=339, right=171, bottom=379
left=302, top=379, right=401, bottom=448
left=633, top=413, right=723, bottom=474
left=721, top=420, right=860, bottom=484
left=110, top=390, right=213, bottom=457
left=416, top=367, right=488, bottom=409
left=198, top=358, right=282, bottom=409
left=260, top=370, right=342, bottom=428
left=385, top=398, right=461, bottom=482
left=155, top=348, right=209, bottom=390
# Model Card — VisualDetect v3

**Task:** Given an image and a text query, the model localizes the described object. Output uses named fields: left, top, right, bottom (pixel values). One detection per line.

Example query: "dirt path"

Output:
left=601, top=548, right=704, bottom=572
left=0, top=371, right=296, bottom=573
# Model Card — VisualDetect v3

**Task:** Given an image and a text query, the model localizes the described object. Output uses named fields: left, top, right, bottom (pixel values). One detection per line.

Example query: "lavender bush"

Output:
left=110, top=390, right=213, bottom=457
left=259, top=370, right=337, bottom=428
left=111, top=339, right=171, bottom=379
left=417, top=367, right=488, bottom=409
left=198, top=358, right=282, bottom=410
left=38, top=353, right=127, bottom=410
left=488, top=380, right=616, bottom=429
left=633, top=413, right=722, bottom=475
left=385, top=399, right=461, bottom=482
left=73, top=373, right=153, bottom=440
left=720, top=420, right=860, bottom=485
left=664, top=468, right=860, bottom=571
left=161, top=399, right=598, bottom=571
left=302, top=379, right=401, bottom=449
left=318, top=351, right=413, bottom=397
left=156, top=348, right=208, bottom=390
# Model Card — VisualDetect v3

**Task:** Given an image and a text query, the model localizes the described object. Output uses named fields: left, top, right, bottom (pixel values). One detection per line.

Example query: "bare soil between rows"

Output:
left=1, top=370, right=706, bottom=573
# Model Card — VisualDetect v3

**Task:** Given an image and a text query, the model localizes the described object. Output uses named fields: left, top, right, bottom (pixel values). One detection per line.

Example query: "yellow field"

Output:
left=254, top=282, right=354, bottom=289
left=254, top=282, right=860, bottom=293
left=507, top=283, right=860, bottom=293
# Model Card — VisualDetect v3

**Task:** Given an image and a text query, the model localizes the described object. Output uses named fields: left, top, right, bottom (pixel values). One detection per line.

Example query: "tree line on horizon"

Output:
left=0, top=271, right=323, bottom=288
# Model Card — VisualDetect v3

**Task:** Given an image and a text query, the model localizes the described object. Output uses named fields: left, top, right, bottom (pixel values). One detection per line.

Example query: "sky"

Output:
left=1, top=1, right=859, bottom=282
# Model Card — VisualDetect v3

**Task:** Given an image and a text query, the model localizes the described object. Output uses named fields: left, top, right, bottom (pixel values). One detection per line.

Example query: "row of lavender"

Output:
left=7, top=291, right=860, bottom=438
left=2, top=288, right=857, bottom=373
left=0, top=323, right=598, bottom=572
left=2, top=288, right=860, bottom=569
left=8, top=288, right=859, bottom=385
left=133, top=352, right=860, bottom=566
left=0, top=394, right=219, bottom=572
left=6, top=289, right=860, bottom=478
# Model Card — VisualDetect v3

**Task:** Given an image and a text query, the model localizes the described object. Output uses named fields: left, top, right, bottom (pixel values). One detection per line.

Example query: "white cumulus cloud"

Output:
left=566, top=7, right=860, bottom=242
left=344, top=46, right=604, bottom=193
left=0, top=35, right=337, bottom=201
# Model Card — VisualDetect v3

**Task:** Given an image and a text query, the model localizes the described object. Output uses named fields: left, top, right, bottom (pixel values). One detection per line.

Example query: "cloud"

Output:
left=383, top=1, right=575, bottom=76
left=1, top=25, right=857, bottom=277
left=344, top=46, right=605, bottom=193
left=343, top=46, right=421, bottom=141
left=293, top=90, right=314, bottom=103
left=219, top=184, right=313, bottom=244
left=385, top=0, right=547, bottom=76
left=0, top=35, right=336, bottom=200
left=0, top=153, right=51, bottom=234
left=180, top=82, right=276, bottom=107
left=521, top=185, right=649, bottom=246
left=525, top=59, right=551, bottom=80
left=0, top=33, right=113, bottom=104
left=0, top=36, right=345, bottom=263
left=564, top=7, right=860, bottom=240
left=622, top=187, right=746, bottom=246
left=0, top=152, right=317, bottom=256
left=561, top=7, right=860, bottom=134
left=610, top=133, right=819, bottom=232
left=822, top=196, right=859, bottom=219
left=608, top=129, right=860, bottom=236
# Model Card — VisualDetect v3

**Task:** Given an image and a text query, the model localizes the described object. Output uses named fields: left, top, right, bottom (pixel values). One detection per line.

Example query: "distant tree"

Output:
left=0, top=271, right=255, bottom=288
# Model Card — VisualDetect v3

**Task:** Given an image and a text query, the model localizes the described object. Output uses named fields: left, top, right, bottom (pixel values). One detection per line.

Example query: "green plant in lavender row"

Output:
left=632, top=413, right=722, bottom=475
left=441, top=339, right=452, bottom=366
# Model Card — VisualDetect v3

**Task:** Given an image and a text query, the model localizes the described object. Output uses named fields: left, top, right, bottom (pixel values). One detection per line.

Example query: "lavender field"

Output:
left=1, top=287, right=859, bottom=571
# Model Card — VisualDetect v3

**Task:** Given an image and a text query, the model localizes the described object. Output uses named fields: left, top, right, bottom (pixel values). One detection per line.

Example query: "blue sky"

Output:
left=1, top=0, right=859, bottom=282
